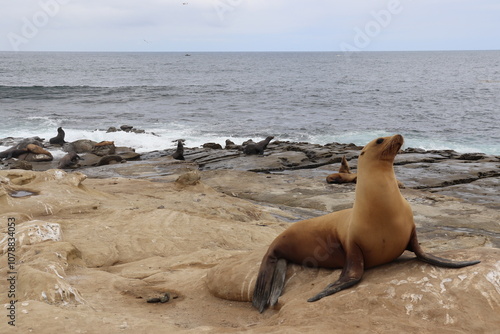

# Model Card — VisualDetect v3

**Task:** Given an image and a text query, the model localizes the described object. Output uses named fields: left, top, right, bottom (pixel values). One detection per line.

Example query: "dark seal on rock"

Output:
left=225, top=139, right=242, bottom=150
left=243, top=136, right=274, bottom=155
left=172, top=140, right=185, bottom=160
left=49, top=127, right=67, bottom=146
left=203, top=143, right=223, bottom=150
left=0, top=148, right=28, bottom=160
left=58, top=151, right=82, bottom=169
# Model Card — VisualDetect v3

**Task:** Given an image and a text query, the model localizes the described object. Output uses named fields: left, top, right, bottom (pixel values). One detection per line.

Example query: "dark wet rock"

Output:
left=119, top=151, right=141, bottom=161
left=404, top=147, right=427, bottom=153
left=97, top=155, right=123, bottom=166
left=5, top=159, right=33, bottom=170
left=92, top=142, right=116, bottom=156
left=120, top=125, right=134, bottom=132
left=106, top=126, right=118, bottom=133
left=457, top=152, right=486, bottom=161
left=78, top=153, right=102, bottom=167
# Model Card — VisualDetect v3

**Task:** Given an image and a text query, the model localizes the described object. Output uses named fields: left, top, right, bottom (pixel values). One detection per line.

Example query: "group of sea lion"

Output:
left=0, top=138, right=53, bottom=162
left=172, top=135, right=274, bottom=161
left=1, top=127, right=124, bottom=169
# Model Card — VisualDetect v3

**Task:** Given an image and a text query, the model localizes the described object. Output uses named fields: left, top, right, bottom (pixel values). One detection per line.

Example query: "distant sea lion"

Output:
left=94, top=141, right=114, bottom=147
left=326, top=155, right=358, bottom=184
left=243, top=136, right=274, bottom=155
left=252, top=134, right=480, bottom=313
left=26, top=144, right=52, bottom=157
left=49, top=127, right=67, bottom=145
left=172, top=140, right=185, bottom=160
left=326, top=155, right=404, bottom=188
left=225, top=139, right=241, bottom=150
left=0, top=148, right=28, bottom=160
left=58, top=151, right=82, bottom=169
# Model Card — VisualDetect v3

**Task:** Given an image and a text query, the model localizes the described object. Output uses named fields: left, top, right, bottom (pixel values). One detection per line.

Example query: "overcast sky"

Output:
left=1, top=0, right=499, bottom=52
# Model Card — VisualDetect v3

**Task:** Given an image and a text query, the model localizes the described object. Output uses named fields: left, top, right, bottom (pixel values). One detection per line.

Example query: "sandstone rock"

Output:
left=0, top=220, right=62, bottom=253
left=175, top=170, right=201, bottom=186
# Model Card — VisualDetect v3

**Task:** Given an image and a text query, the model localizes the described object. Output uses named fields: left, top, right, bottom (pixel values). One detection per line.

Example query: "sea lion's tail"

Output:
left=252, top=257, right=287, bottom=313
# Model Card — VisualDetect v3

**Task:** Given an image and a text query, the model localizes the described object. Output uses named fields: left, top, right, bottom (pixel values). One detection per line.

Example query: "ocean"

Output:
left=1, top=51, right=499, bottom=156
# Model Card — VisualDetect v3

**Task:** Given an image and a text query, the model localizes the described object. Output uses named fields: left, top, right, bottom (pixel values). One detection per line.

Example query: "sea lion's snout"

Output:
left=380, top=134, right=404, bottom=159
left=392, top=134, right=404, bottom=146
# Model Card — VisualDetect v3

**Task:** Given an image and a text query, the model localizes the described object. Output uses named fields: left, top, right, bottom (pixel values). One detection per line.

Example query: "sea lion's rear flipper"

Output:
left=268, top=258, right=287, bottom=307
left=307, top=244, right=364, bottom=303
left=252, top=257, right=287, bottom=313
left=406, top=228, right=480, bottom=268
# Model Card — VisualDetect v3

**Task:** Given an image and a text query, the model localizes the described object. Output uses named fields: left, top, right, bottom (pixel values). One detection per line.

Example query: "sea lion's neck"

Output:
left=354, top=162, right=401, bottom=207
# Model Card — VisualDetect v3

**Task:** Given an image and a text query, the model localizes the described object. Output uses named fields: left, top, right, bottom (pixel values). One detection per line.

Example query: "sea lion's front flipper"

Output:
left=406, top=228, right=480, bottom=268
left=252, top=256, right=287, bottom=313
left=307, top=244, right=364, bottom=302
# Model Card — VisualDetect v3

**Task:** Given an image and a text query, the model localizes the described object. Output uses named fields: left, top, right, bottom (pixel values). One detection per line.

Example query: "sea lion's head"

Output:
left=358, top=134, right=404, bottom=168
left=338, top=155, right=351, bottom=174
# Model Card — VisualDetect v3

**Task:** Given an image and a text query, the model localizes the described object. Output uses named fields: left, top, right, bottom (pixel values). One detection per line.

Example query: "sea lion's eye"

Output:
left=376, top=138, right=384, bottom=144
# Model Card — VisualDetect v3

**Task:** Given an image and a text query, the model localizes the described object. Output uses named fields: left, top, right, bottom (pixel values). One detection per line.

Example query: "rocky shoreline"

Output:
left=2, top=134, right=499, bottom=206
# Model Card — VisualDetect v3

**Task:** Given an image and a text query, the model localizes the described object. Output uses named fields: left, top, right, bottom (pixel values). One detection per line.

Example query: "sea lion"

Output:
left=252, top=134, right=480, bottom=313
left=225, top=139, right=242, bottom=150
left=58, top=151, right=82, bottom=169
left=49, top=127, right=67, bottom=145
left=243, top=136, right=274, bottom=155
left=26, top=144, right=52, bottom=157
left=0, top=148, right=28, bottom=160
left=327, top=155, right=405, bottom=188
left=172, top=140, right=185, bottom=160
left=326, top=155, right=358, bottom=184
